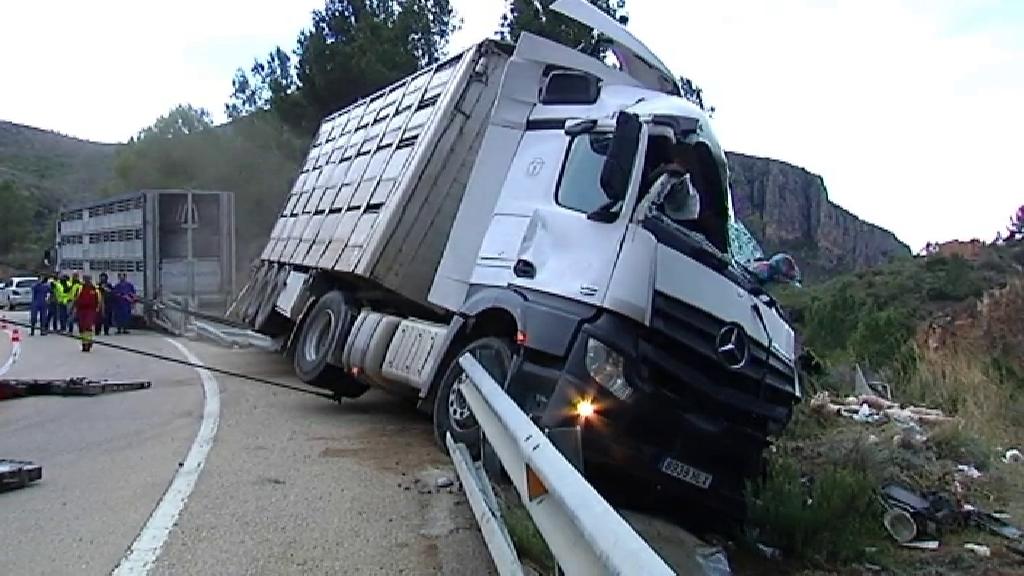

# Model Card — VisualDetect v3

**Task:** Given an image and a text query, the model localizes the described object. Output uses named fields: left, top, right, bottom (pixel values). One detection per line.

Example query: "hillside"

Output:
left=0, top=121, right=119, bottom=205
left=728, top=152, right=911, bottom=281
left=0, top=118, right=909, bottom=280
left=742, top=239, right=1024, bottom=575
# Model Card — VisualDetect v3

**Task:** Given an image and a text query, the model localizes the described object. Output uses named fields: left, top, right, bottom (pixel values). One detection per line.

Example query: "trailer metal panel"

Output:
left=260, top=41, right=510, bottom=307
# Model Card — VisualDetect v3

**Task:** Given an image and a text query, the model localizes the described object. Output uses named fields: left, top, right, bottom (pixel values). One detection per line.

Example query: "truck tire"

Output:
left=433, top=337, right=515, bottom=454
left=293, top=291, right=368, bottom=398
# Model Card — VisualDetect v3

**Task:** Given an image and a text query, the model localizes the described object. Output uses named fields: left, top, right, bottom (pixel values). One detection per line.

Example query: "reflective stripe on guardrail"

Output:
left=448, top=354, right=674, bottom=576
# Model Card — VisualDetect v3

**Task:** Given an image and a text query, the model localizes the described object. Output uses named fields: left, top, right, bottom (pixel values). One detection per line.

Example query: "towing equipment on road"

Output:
left=0, top=460, right=43, bottom=492
left=0, top=377, right=151, bottom=400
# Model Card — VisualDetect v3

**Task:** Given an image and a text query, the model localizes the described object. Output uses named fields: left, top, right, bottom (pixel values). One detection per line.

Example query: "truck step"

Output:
left=0, top=460, right=43, bottom=492
left=0, top=378, right=151, bottom=400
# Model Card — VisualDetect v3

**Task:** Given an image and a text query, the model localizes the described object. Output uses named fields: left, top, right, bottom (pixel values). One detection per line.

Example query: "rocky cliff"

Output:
left=726, top=152, right=910, bottom=280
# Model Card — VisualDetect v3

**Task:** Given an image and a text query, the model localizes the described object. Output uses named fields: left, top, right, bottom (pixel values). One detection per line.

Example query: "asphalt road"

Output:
left=0, top=313, right=493, bottom=575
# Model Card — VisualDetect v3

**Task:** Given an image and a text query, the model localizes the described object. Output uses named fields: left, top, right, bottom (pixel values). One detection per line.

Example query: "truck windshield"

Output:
left=556, top=133, right=613, bottom=214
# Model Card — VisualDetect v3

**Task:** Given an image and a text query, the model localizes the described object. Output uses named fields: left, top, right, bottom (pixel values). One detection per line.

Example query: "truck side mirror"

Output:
left=599, top=112, right=641, bottom=203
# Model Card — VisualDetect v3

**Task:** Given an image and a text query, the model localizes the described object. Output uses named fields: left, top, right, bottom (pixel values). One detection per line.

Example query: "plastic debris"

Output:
left=882, top=484, right=962, bottom=538
left=963, top=543, right=991, bottom=557
left=901, top=541, right=940, bottom=550
left=1004, top=449, right=1023, bottom=464
left=884, top=508, right=917, bottom=543
left=956, top=464, right=983, bottom=480
left=755, top=543, right=782, bottom=560
left=695, top=547, right=732, bottom=576
left=971, top=510, right=1023, bottom=541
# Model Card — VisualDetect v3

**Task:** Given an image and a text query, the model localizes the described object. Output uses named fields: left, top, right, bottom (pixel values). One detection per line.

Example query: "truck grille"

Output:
left=640, top=293, right=797, bottom=427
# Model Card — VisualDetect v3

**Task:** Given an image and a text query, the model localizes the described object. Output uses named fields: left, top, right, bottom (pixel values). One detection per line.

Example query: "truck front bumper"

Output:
left=512, top=309, right=797, bottom=520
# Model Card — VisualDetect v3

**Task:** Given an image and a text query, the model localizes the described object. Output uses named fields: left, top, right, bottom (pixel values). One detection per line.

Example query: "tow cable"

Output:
left=0, top=317, right=335, bottom=401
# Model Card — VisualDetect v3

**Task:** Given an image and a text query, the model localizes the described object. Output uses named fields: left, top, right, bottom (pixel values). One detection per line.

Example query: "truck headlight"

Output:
left=585, top=338, right=632, bottom=400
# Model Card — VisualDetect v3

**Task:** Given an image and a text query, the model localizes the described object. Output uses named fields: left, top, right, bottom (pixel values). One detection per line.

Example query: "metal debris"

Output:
left=963, top=543, right=991, bottom=557
left=0, top=459, right=42, bottom=492
left=901, top=540, right=940, bottom=550
left=0, top=377, right=151, bottom=400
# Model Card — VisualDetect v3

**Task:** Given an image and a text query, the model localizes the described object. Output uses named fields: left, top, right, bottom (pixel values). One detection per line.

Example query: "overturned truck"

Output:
left=233, top=0, right=801, bottom=519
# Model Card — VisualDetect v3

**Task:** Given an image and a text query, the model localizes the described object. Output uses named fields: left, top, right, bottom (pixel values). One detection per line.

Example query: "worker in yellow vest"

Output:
left=68, top=273, right=83, bottom=333
left=55, top=274, right=74, bottom=332
left=47, top=275, right=64, bottom=333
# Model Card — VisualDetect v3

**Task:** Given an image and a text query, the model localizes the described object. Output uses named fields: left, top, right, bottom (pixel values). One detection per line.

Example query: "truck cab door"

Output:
left=508, top=117, right=646, bottom=306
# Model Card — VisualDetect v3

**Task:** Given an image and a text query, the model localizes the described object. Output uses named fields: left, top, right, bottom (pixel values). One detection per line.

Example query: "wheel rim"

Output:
left=303, top=309, right=336, bottom=364
left=447, top=343, right=510, bottom=433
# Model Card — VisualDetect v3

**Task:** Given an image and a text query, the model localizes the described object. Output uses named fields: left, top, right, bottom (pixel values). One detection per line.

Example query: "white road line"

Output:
left=111, top=339, right=222, bottom=576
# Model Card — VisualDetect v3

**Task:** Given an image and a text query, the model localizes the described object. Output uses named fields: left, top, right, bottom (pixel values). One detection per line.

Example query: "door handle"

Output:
left=513, top=259, right=536, bottom=279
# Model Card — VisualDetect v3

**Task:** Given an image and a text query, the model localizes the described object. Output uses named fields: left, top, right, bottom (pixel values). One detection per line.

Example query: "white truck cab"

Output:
left=237, top=0, right=800, bottom=522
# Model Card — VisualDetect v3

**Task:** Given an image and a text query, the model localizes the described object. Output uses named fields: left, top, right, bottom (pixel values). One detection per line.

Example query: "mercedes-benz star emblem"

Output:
left=715, top=324, right=749, bottom=370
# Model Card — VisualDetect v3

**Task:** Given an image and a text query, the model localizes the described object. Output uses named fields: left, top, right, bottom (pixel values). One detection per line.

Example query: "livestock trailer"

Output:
left=55, top=189, right=236, bottom=314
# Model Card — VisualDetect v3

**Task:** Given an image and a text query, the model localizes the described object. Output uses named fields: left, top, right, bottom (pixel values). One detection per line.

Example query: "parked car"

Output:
left=5, top=277, right=39, bottom=310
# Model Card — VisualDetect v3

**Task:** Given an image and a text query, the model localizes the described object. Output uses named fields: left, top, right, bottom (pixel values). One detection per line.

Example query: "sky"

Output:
left=1, top=0, right=1021, bottom=250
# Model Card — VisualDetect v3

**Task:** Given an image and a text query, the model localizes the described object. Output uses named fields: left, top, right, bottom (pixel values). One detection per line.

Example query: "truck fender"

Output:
left=416, top=287, right=595, bottom=409
left=460, top=287, right=597, bottom=357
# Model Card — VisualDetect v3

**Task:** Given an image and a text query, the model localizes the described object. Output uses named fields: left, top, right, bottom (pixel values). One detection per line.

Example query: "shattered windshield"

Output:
left=728, top=216, right=764, bottom=266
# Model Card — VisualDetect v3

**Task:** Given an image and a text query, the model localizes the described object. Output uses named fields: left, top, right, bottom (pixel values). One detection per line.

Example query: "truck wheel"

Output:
left=433, top=337, right=514, bottom=454
left=293, top=291, right=368, bottom=398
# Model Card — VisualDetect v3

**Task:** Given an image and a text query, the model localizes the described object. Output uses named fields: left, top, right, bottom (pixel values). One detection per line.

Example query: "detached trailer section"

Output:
left=56, top=189, right=236, bottom=313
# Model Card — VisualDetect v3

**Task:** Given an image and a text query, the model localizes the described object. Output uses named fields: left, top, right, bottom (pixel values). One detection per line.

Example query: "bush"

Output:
left=778, top=249, right=1015, bottom=376
left=930, top=424, right=993, bottom=471
left=746, top=455, right=884, bottom=565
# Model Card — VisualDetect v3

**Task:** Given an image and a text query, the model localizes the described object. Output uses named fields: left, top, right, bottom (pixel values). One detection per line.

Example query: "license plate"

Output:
left=659, top=457, right=713, bottom=489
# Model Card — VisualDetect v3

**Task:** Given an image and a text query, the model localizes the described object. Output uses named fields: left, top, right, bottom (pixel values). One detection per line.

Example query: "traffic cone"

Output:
left=11, top=329, right=21, bottom=343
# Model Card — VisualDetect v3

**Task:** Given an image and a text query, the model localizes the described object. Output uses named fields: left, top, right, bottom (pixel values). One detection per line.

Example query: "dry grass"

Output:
left=495, top=485, right=557, bottom=574
left=899, top=345, right=1016, bottom=447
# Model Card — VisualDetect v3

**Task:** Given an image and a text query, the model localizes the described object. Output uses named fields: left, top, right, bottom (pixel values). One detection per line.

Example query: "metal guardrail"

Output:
left=152, top=294, right=197, bottom=337
left=152, top=293, right=275, bottom=350
left=447, top=354, right=675, bottom=576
